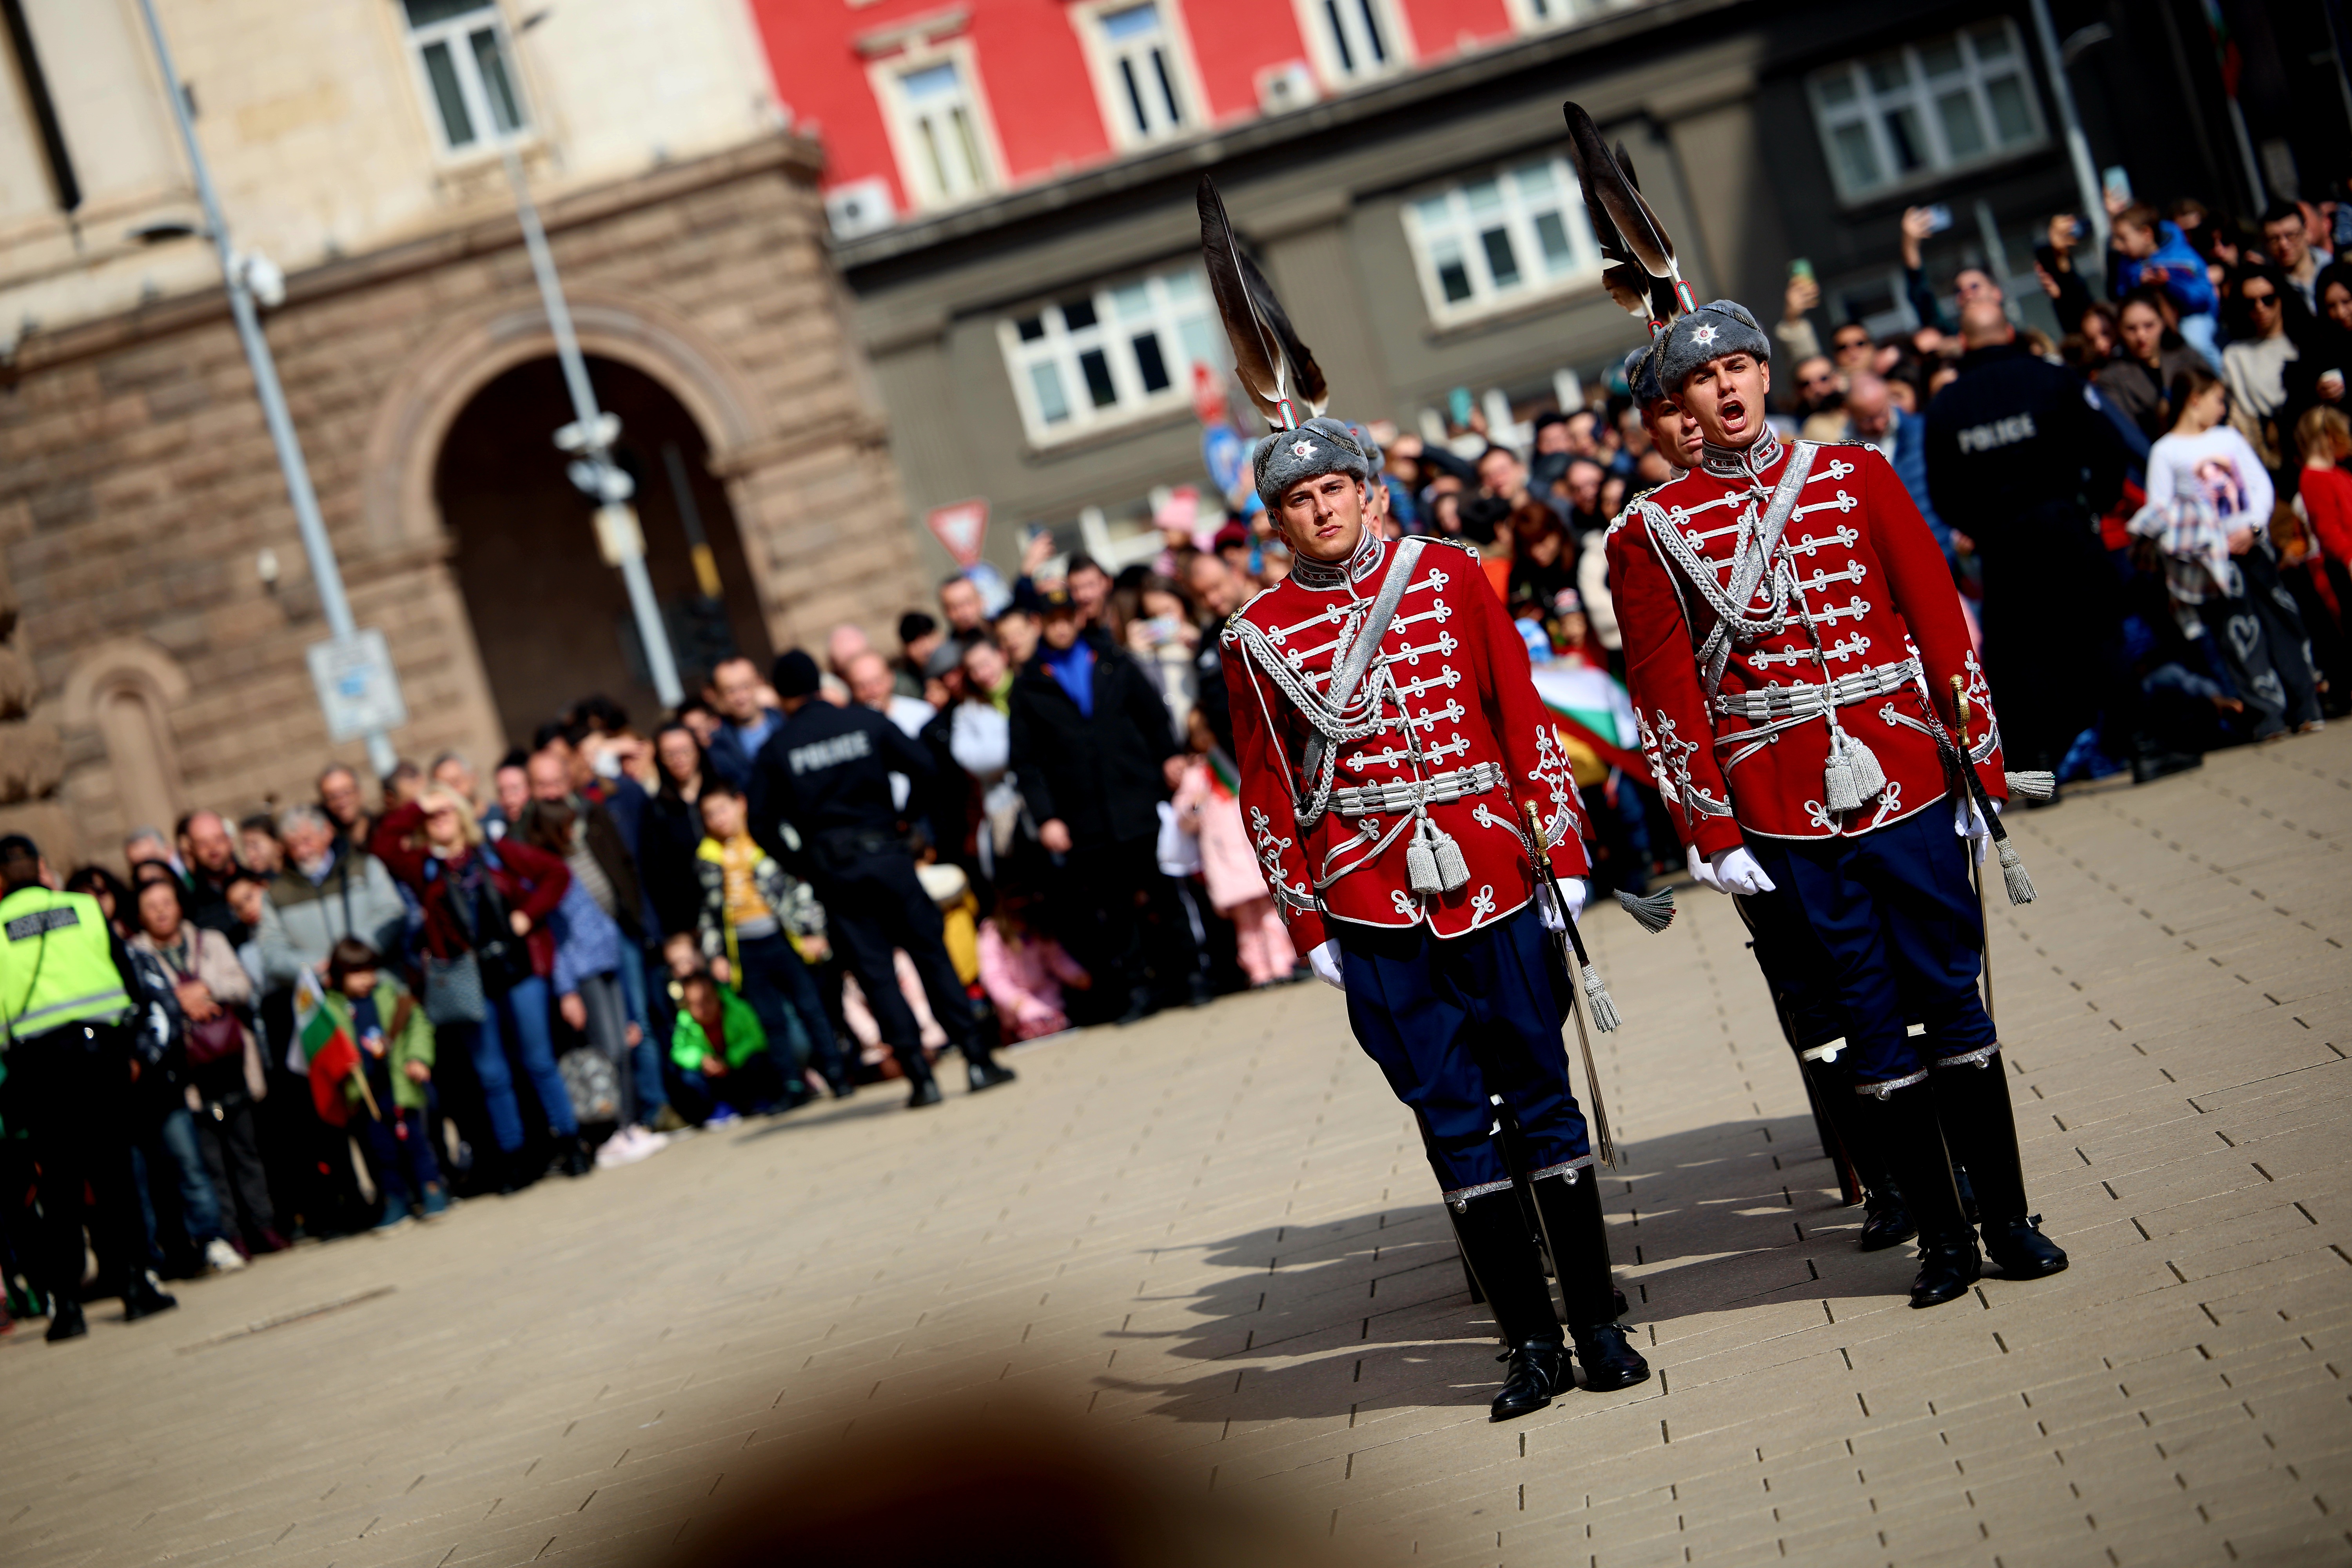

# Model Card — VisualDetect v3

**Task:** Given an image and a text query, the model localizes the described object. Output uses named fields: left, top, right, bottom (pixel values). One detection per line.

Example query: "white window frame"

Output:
left=1499, top=0, right=1603, bottom=36
left=1287, top=0, right=1412, bottom=91
left=1807, top=19, right=2049, bottom=205
left=401, top=0, right=530, bottom=156
left=1399, top=154, right=1605, bottom=327
left=997, top=266, right=1221, bottom=447
left=870, top=40, right=1004, bottom=212
left=1070, top=0, right=1203, bottom=152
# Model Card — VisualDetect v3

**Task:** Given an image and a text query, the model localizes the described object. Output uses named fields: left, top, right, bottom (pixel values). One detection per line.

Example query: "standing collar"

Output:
left=1699, top=425, right=1783, bottom=483
left=1288, top=527, right=1385, bottom=590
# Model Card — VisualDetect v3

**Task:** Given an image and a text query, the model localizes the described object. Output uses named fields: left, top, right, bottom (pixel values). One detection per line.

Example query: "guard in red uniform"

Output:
left=1223, top=416, right=1649, bottom=1419
left=1606, top=303, right=2069, bottom=1309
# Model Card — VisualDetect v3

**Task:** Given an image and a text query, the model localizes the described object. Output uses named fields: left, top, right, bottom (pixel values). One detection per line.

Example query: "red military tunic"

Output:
left=1222, top=529, right=1591, bottom=953
left=1605, top=429, right=2005, bottom=858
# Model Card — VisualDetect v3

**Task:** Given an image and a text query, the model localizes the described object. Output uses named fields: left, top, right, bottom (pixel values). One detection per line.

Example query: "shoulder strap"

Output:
left=1301, top=536, right=1426, bottom=780
left=1696, top=441, right=1816, bottom=697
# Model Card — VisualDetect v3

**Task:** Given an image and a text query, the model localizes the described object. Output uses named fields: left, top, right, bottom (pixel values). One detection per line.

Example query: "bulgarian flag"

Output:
left=1528, top=663, right=1656, bottom=789
left=293, top=971, right=358, bottom=1127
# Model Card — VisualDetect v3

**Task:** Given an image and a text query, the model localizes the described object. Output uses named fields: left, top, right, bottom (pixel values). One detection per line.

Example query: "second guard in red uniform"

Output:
left=1605, top=299, right=2070, bottom=1309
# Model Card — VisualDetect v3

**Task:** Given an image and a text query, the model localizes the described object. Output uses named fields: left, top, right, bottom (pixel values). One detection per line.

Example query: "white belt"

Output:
left=1713, top=657, right=1920, bottom=724
left=1331, top=761, right=1505, bottom=818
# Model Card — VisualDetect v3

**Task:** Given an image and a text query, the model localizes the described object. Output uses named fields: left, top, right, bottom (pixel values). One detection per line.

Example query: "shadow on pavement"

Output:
left=1097, top=1114, right=1950, bottom=1423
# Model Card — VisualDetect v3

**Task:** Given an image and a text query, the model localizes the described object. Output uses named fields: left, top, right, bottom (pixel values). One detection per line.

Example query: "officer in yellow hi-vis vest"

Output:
left=0, top=833, right=178, bottom=1341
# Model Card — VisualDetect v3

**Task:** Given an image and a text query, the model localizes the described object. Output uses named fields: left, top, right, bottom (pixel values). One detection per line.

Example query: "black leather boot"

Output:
left=1452, top=1187, right=1568, bottom=1421
left=1932, top=1053, right=2069, bottom=1281
left=1857, top=1183, right=1916, bottom=1251
left=45, top=1297, right=86, bottom=1342
left=1114, top=987, right=1158, bottom=1027
left=1526, top=1167, right=1651, bottom=1393
left=1846, top=1078, right=1980, bottom=1308
left=964, top=1031, right=1016, bottom=1092
left=560, top=1136, right=594, bottom=1178
left=121, top=1273, right=179, bottom=1323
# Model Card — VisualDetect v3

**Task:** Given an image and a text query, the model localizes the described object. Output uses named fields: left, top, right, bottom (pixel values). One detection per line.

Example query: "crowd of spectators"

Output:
left=5, top=174, right=2346, bottom=1337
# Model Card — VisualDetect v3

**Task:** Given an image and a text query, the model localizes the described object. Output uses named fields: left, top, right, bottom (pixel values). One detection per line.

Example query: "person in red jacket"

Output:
left=1607, top=302, right=2068, bottom=1312
left=1223, top=417, right=1647, bottom=1421
left=373, top=786, right=590, bottom=1185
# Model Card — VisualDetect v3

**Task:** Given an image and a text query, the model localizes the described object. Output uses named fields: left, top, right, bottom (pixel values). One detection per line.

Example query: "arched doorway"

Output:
left=434, top=356, right=774, bottom=745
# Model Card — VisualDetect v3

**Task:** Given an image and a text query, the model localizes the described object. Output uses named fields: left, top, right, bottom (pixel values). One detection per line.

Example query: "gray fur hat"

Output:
left=1622, top=340, right=1666, bottom=409
left=1655, top=299, right=1771, bottom=392
left=1253, top=416, right=1372, bottom=508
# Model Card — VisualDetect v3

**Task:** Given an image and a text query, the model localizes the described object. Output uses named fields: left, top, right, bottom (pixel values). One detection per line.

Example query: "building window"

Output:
left=998, top=267, right=1220, bottom=445
left=402, top=0, right=528, bottom=150
left=1401, top=156, right=1602, bottom=324
left=1293, top=0, right=1406, bottom=86
left=1807, top=20, right=2046, bottom=202
left=1079, top=0, right=1191, bottom=146
left=880, top=54, right=994, bottom=209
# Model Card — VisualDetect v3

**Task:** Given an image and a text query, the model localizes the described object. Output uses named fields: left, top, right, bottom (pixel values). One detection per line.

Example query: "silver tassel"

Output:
left=1582, top=965, right=1621, bottom=1032
left=1406, top=817, right=1442, bottom=894
left=1845, top=731, right=1886, bottom=800
left=1822, top=730, right=1864, bottom=814
left=1996, top=837, right=2036, bottom=905
left=1430, top=823, right=1470, bottom=891
left=2004, top=769, right=2056, bottom=800
left=1615, top=887, right=1676, bottom=933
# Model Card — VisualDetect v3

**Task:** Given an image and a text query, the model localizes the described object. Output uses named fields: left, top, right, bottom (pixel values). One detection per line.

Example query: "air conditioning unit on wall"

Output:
left=825, top=177, right=896, bottom=240
left=1256, top=62, right=1316, bottom=116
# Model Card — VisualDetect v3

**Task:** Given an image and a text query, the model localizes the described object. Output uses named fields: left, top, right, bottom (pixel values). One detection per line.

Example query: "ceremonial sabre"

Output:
left=1523, top=802, right=1618, bottom=1169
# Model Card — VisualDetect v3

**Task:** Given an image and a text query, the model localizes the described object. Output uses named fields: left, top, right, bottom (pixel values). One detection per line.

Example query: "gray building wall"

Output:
left=837, top=0, right=2106, bottom=586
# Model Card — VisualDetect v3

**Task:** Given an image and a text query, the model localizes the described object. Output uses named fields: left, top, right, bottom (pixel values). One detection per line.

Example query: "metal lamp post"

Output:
left=484, top=55, right=684, bottom=708
left=134, top=0, right=401, bottom=775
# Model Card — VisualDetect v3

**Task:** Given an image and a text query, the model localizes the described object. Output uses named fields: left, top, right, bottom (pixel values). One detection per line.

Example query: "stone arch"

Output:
left=60, top=638, right=192, bottom=843
left=360, top=287, right=772, bottom=554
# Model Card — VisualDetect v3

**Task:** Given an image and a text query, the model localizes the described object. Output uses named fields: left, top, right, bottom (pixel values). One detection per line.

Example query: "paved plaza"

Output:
left=6, top=731, right=2348, bottom=1568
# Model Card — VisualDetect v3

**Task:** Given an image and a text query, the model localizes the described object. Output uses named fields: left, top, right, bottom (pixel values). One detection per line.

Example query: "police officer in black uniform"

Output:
left=748, top=651, right=1015, bottom=1108
left=1924, top=299, right=2196, bottom=789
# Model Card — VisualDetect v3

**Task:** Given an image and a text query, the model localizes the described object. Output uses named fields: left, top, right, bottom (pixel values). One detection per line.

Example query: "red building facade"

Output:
left=750, top=0, right=1552, bottom=233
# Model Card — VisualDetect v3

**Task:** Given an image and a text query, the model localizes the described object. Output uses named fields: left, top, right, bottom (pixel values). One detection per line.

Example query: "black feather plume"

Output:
left=1563, top=102, right=1677, bottom=283
left=1198, top=176, right=1293, bottom=428
left=1236, top=249, right=1327, bottom=418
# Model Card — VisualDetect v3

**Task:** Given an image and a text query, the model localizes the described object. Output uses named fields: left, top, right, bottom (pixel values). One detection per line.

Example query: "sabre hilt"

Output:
left=1523, top=801, right=1593, bottom=969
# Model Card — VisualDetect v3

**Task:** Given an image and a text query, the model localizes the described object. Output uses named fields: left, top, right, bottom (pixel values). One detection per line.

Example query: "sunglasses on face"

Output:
left=2245, top=292, right=2278, bottom=309
left=1833, top=334, right=1869, bottom=350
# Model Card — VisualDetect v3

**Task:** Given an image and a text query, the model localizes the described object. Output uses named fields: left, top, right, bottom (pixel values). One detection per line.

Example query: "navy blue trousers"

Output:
left=1739, top=806, right=1997, bottom=1090
left=1335, top=904, right=1590, bottom=1197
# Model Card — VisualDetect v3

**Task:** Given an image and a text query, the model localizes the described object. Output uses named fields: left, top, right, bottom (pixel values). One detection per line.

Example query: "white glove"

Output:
left=1536, top=878, right=1587, bottom=931
left=1308, top=939, right=1346, bottom=991
left=1710, top=846, right=1776, bottom=896
left=1685, top=846, right=1717, bottom=892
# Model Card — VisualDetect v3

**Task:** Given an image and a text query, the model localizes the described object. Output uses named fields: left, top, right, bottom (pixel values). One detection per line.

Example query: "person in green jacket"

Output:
left=321, top=938, right=447, bottom=1224
left=669, top=969, right=785, bottom=1124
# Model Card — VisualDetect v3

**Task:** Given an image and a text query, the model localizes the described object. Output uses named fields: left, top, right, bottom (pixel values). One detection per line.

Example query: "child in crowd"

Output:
left=2293, top=407, right=2352, bottom=715
left=2133, top=368, right=2323, bottom=738
left=2299, top=408, right=2352, bottom=610
left=669, top=969, right=782, bottom=1125
left=975, top=892, right=1091, bottom=1041
left=694, top=781, right=853, bottom=1100
left=1170, top=711, right=1297, bottom=987
left=321, top=938, right=445, bottom=1226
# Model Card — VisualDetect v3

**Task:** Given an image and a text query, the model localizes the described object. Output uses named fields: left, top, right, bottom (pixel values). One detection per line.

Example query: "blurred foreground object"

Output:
left=683, top=1397, right=1356, bottom=1568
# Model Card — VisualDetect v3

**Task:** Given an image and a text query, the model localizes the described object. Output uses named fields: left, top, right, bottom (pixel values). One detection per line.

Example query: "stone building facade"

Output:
left=0, top=1, right=917, bottom=866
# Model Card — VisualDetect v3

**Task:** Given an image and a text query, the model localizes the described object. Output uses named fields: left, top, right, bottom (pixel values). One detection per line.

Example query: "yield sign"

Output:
left=926, top=499, right=989, bottom=568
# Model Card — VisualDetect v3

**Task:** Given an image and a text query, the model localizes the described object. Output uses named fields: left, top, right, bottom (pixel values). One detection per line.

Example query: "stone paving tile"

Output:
left=3, top=733, right=2348, bottom=1568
